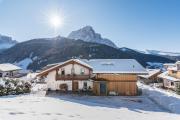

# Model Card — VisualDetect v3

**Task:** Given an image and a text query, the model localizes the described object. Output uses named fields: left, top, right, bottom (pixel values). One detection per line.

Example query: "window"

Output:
left=83, top=82, right=87, bottom=89
left=61, top=68, right=65, bottom=75
left=172, top=70, right=177, bottom=74
left=80, top=68, right=85, bottom=75
left=171, top=82, right=174, bottom=86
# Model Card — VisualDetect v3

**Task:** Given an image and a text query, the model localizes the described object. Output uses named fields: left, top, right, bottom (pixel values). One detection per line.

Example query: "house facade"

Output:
left=0, top=63, right=22, bottom=78
left=37, top=59, right=147, bottom=96
left=158, top=61, right=180, bottom=90
left=37, top=59, right=93, bottom=92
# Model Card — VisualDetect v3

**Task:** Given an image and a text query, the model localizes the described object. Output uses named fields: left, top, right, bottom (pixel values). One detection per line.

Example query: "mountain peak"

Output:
left=0, top=34, right=17, bottom=44
left=0, top=34, right=17, bottom=50
left=68, top=26, right=117, bottom=48
left=81, top=25, right=94, bottom=31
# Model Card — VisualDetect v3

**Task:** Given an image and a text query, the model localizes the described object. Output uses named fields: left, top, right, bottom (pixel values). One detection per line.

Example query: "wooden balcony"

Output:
left=56, top=74, right=90, bottom=80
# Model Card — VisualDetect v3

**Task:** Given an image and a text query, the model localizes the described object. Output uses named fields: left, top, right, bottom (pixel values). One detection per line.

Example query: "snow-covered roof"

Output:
left=176, top=61, right=180, bottom=65
left=158, top=71, right=180, bottom=82
left=138, top=69, right=161, bottom=79
left=163, top=63, right=175, bottom=66
left=0, top=63, right=22, bottom=72
left=82, top=59, right=147, bottom=74
left=168, top=67, right=178, bottom=71
left=37, top=59, right=92, bottom=76
left=73, top=59, right=92, bottom=69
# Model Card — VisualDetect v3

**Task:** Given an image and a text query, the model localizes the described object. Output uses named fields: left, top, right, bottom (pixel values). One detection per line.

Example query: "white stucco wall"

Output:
left=78, top=80, right=93, bottom=90
left=163, top=79, right=175, bottom=89
left=57, top=64, right=90, bottom=75
left=46, top=71, right=56, bottom=90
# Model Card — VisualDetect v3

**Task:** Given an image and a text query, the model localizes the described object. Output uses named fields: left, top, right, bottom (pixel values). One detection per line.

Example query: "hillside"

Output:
left=0, top=37, right=174, bottom=71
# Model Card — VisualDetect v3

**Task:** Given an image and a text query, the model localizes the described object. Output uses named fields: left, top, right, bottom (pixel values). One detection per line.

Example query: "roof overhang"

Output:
left=37, top=59, right=93, bottom=77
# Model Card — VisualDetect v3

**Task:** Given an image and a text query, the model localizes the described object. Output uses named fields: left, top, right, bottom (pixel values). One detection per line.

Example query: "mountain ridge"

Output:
left=0, top=37, right=174, bottom=71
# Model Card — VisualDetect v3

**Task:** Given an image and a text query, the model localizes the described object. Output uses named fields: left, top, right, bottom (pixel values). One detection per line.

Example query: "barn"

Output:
left=83, top=59, right=147, bottom=96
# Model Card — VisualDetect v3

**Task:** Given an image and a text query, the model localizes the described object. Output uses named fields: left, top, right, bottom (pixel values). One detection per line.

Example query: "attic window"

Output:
left=101, top=62, right=114, bottom=65
left=80, top=68, right=85, bottom=75
left=61, top=68, right=65, bottom=75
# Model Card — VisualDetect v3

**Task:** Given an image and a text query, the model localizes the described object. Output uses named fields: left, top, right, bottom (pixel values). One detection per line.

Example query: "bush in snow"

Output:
left=0, top=78, right=31, bottom=96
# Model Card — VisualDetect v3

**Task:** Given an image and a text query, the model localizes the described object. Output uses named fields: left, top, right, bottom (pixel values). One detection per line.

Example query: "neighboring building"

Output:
left=0, top=63, right=22, bottom=78
left=158, top=61, right=180, bottom=90
left=37, top=59, right=147, bottom=96
left=138, top=69, right=161, bottom=84
left=163, top=63, right=176, bottom=70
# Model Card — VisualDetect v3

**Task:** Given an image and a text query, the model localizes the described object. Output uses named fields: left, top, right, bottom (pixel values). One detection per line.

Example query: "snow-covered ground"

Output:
left=139, top=83, right=180, bottom=114
left=0, top=93, right=180, bottom=120
left=16, top=58, right=32, bottom=70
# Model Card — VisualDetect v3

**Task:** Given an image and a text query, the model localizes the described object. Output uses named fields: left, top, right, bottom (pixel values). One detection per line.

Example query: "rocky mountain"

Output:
left=0, top=37, right=174, bottom=71
left=68, top=26, right=117, bottom=48
left=0, top=34, right=17, bottom=51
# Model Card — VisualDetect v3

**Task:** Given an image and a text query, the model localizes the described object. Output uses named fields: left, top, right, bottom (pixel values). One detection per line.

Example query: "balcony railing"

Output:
left=56, top=74, right=90, bottom=80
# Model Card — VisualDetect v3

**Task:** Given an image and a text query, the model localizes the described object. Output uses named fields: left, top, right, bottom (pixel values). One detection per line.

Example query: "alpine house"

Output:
left=37, top=59, right=147, bottom=96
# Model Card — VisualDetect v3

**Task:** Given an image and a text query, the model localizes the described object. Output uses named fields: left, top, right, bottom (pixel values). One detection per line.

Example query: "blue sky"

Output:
left=0, top=0, right=180, bottom=52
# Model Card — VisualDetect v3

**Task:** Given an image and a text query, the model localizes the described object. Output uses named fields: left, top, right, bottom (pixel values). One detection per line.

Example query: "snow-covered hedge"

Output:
left=139, top=83, right=180, bottom=114
left=0, top=78, right=31, bottom=96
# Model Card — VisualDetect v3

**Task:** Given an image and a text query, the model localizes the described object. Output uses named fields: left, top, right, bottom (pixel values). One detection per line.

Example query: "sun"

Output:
left=50, top=14, right=64, bottom=29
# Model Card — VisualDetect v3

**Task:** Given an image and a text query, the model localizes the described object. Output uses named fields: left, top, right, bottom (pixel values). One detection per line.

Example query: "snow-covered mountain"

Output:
left=134, top=49, right=180, bottom=57
left=68, top=26, right=117, bottom=48
left=0, top=34, right=17, bottom=50
left=145, top=50, right=180, bottom=56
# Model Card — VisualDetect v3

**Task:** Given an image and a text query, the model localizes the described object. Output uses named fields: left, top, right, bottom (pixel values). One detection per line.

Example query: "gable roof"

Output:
left=82, top=59, right=147, bottom=74
left=138, top=69, right=161, bottom=79
left=0, top=63, right=22, bottom=72
left=37, top=59, right=93, bottom=77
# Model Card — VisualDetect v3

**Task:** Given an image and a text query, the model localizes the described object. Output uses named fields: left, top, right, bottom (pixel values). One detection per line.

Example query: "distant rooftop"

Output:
left=138, top=69, right=161, bottom=79
left=158, top=71, right=180, bottom=82
left=0, top=63, right=22, bottom=72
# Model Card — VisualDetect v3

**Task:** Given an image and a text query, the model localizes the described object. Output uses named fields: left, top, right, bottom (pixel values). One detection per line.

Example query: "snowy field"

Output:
left=0, top=94, right=180, bottom=120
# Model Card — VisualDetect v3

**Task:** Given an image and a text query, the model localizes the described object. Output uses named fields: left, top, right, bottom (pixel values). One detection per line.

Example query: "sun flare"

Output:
left=50, top=14, right=64, bottom=29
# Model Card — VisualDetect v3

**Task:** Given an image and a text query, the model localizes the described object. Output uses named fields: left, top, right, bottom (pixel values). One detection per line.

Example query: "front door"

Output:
left=100, top=82, right=107, bottom=95
left=72, top=81, right=79, bottom=92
